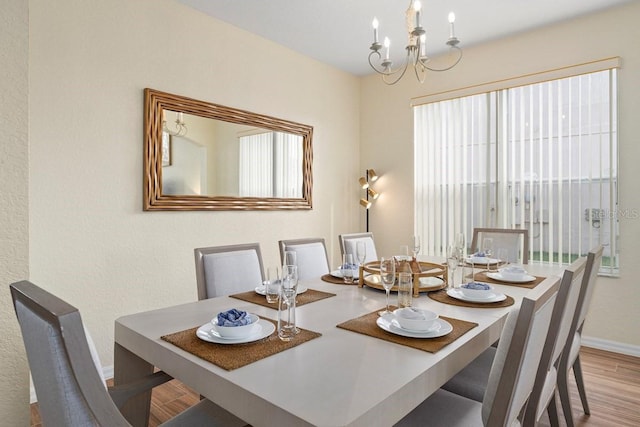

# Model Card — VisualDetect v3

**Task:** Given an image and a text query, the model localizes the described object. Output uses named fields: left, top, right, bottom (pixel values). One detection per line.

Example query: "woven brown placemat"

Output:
left=336, top=308, right=478, bottom=353
left=427, top=289, right=515, bottom=308
left=161, top=317, right=321, bottom=371
left=321, top=274, right=353, bottom=284
left=230, top=288, right=336, bottom=310
left=473, top=271, right=546, bottom=289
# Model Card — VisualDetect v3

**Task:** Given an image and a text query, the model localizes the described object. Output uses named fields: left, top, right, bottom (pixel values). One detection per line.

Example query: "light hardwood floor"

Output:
left=30, top=347, right=639, bottom=426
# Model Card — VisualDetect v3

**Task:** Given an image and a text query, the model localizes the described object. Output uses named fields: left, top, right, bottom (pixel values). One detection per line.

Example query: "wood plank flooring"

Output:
left=30, top=347, right=639, bottom=426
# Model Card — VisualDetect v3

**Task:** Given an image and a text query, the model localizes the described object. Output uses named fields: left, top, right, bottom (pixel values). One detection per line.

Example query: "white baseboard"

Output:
left=582, top=335, right=640, bottom=357
left=30, top=365, right=114, bottom=404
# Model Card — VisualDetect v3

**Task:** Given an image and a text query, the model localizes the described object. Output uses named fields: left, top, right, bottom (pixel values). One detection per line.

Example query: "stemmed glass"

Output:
left=281, top=264, right=299, bottom=334
left=356, top=242, right=367, bottom=266
left=378, top=257, right=396, bottom=316
left=412, top=235, right=421, bottom=259
left=284, top=250, right=297, bottom=268
left=482, top=237, right=494, bottom=271
left=497, top=248, right=509, bottom=269
left=455, top=233, right=466, bottom=256
left=447, top=245, right=460, bottom=289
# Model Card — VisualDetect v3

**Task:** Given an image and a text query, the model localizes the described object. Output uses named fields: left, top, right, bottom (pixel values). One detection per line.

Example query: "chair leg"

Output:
left=547, top=392, right=561, bottom=427
left=557, top=366, right=575, bottom=427
left=573, top=355, right=591, bottom=415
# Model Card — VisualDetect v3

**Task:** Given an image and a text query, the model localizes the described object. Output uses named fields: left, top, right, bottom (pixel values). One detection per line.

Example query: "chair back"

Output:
left=339, top=232, right=378, bottom=263
left=525, top=257, right=587, bottom=423
left=574, top=245, right=604, bottom=334
left=279, top=238, right=330, bottom=281
left=482, top=275, right=560, bottom=426
left=194, top=243, right=265, bottom=299
left=10, top=281, right=130, bottom=427
left=560, top=245, right=604, bottom=371
left=471, top=227, right=529, bottom=264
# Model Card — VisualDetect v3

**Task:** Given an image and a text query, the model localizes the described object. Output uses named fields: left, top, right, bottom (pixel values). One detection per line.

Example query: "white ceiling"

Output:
left=175, top=0, right=631, bottom=76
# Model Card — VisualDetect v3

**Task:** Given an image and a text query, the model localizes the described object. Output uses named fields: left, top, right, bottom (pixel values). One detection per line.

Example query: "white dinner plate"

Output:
left=447, top=288, right=507, bottom=303
left=466, top=256, right=501, bottom=265
left=486, top=272, right=536, bottom=283
left=196, top=319, right=275, bottom=344
left=255, top=285, right=308, bottom=295
left=376, top=314, right=453, bottom=338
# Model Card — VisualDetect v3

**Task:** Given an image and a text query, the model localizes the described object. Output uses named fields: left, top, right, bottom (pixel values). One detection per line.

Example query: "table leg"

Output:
left=114, top=343, right=154, bottom=427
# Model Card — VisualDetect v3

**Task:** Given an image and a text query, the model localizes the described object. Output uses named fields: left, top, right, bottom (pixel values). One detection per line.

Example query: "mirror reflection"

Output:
left=161, top=111, right=303, bottom=198
left=144, top=88, right=313, bottom=211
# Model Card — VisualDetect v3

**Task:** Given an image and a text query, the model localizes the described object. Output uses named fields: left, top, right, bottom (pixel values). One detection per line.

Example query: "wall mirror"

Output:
left=144, top=88, right=313, bottom=210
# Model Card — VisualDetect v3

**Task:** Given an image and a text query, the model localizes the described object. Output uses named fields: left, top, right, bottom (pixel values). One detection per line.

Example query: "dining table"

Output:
left=114, top=260, right=563, bottom=427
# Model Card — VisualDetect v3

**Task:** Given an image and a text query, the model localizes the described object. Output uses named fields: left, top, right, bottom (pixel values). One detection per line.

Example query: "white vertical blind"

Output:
left=414, top=68, right=618, bottom=274
left=239, top=132, right=303, bottom=198
left=239, top=132, right=273, bottom=197
left=274, top=132, right=303, bottom=198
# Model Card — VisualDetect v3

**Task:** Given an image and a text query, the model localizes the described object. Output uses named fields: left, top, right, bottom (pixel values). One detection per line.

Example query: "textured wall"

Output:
left=0, top=0, right=30, bottom=424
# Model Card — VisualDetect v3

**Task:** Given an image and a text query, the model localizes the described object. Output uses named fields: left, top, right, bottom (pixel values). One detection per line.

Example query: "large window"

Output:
left=414, top=64, right=619, bottom=274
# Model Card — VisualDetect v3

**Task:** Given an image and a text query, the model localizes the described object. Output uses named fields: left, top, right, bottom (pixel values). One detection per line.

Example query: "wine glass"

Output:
left=284, top=250, right=297, bottom=267
left=455, top=233, right=466, bottom=255
left=399, top=245, right=409, bottom=260
left=482, top=238, right=494, bottom=271
left=356, top=242, right=367, bottom=266
left=378, top=257, right=396, bottom=316
left=447, top=246, right=460, bottom=289
left=412, top=235, right=421, bottom=259
left=497, top=248, right=509, bottom=269
left=282, top=265, right=299, bottom=333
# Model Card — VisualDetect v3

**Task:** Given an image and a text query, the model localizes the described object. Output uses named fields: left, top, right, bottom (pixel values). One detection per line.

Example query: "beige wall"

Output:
left=361, top=2, right=640, bottom=349
left=27, top=0, right=359, bottom=383
left=0, top=0, right=30, bottom=424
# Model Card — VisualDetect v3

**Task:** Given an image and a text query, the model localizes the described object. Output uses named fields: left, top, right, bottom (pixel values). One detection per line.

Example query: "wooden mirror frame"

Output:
left=144, top=88, right=313, bottom=211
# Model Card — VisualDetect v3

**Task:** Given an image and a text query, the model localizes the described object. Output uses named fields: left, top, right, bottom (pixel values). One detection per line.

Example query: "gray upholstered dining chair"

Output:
left=442, top=256, right=587, bottom=427
left=558, top=245, right=604, bottom=426
left=10, top=280, right=247, bottom=427
left=394, top=275, right=560, bottom=427
left=471, top=227, right=530, bottom=264
left=278, top=237, right=330, bottom=280
left=194, top=243, right=265, bottom=299
left=339, top=232, right=378, bottom=263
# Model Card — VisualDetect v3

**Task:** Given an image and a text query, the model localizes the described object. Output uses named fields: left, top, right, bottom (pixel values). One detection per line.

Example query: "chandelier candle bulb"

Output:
left=372, top=17, right=379, bottom=43
left=420, top=34, right=426, bottom=57
left=384, top=37, right=390, bottom=60
left=414, top=1, right=422, bottom=29
left=448, top=12, right=456, bottom=38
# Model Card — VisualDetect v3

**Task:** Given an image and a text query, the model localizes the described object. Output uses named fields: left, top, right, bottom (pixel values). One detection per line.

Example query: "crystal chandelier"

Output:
left=368, top=0, right=462, bottom=85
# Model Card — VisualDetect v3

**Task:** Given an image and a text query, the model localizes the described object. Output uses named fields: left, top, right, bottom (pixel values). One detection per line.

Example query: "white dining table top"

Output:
left=114, top=261, right=563, bottom=427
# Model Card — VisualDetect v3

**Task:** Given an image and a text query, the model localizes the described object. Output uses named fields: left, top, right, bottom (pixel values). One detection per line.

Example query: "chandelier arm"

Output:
left=420, top=47, right=463, bottom=72
left=414, top=62, right=427, bottom=84
left=368, top=49, right=411, bottom=85
left=162, top=122, right=187, bottom=137
left=382, top=59, right=410, bottom=85
left=368, top=50, right=392, bottom=76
